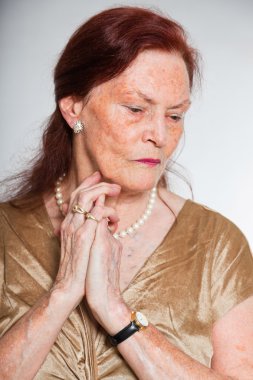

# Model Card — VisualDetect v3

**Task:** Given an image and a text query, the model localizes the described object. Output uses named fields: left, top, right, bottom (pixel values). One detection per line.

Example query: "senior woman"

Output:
left=0, top=6, right=253, bottom=380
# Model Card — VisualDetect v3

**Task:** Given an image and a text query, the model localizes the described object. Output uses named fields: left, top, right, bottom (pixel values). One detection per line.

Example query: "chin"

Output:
left=118, top=176, right=159, bottom=193
left=100, top=167, right=161, bottom=192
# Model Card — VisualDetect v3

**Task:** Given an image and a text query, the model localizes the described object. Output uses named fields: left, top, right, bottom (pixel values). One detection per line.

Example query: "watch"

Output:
left=109, top=311, right=149, bottom=346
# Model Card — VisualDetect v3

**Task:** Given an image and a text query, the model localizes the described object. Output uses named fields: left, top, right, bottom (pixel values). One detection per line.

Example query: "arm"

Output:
left=0, top=289, right=77, bottom=380
left=211, top=295, right=253, bottom=377
left=86, top=207, right=253, bottom=379
left=100, top=297, right=253, bottom=380
left=0, top=172, right=120, bottom=379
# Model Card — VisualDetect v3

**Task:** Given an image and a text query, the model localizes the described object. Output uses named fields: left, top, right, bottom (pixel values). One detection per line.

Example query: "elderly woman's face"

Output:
left=81, top=49, right=191, bottom=191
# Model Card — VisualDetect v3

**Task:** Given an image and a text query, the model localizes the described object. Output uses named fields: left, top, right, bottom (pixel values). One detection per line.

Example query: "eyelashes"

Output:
left=123, top=105, right=185, bottom=122
left=170, top=113, right=185, bottom=122
left=125, top=106, right=143, bottom=113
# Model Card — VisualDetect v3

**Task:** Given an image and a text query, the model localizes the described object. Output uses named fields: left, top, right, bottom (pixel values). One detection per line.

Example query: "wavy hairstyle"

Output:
left=2, top=6, right=200, bottom=207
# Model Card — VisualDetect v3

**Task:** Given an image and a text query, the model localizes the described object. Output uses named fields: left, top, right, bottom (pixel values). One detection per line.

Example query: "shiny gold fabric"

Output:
left=1, top=198, right=253, bottom=379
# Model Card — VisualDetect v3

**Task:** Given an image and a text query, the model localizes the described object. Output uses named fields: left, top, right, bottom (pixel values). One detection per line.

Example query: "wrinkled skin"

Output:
left=57, top=49, right=191, bottom=329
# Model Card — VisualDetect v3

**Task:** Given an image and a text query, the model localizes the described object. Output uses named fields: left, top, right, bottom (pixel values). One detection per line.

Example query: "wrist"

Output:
left=98, top=301, right=131, bottom=335
left=49, top=283, right=82, bottom=313
left=108, top=310, right=149, bottom=346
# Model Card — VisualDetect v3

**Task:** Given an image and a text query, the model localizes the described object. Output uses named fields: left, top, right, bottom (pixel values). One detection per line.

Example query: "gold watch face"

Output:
left=135, top=311, right=149, bottom=327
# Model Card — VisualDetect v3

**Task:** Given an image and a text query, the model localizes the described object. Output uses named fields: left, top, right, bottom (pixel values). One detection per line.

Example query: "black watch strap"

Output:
left=109, top=321, right=140, bottom=346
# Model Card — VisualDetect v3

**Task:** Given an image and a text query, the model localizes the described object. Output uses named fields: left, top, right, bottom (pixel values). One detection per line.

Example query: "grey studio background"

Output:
left=0, top=0, right=252, bottom=248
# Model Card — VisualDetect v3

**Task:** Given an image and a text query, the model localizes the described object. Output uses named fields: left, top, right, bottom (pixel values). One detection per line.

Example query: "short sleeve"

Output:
left=211, top=216, right=253, bottom=321
left=0, top=210, right=15, bottom=336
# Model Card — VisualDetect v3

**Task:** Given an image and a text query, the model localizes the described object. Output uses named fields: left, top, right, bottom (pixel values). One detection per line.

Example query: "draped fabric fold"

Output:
left=0, top=201, right=98, bottom=379
left=1, top=198, right=253, bottom=379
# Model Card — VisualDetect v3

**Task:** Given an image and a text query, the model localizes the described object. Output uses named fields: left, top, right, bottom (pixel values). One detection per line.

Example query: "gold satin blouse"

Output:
left=0, top=198, right=253, bottom=379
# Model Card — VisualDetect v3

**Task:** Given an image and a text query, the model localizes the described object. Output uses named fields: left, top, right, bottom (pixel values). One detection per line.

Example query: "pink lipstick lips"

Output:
left=135, top=158, right=161, bottom=166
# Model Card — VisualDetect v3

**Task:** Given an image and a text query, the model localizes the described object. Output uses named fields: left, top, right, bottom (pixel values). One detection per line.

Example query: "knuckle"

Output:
left=78, top=188, right=87, bottom=195
left=74, top=229, right=86, bottom=242
left=61, top=221, right=72, bottom=235
left=77, top=191, right=86, bottom=201
left=65, top=224, right=75, bottom=236
left=101, top=183, right=116, bottom=191
left=98, top=182, right=108, bottom=187
left=93, top=204, right=104, bottom=214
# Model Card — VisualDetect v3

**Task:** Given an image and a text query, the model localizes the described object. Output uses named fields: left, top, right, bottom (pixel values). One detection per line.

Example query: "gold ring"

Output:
left=85, top=212, right=99, bottom=223
left=72, top=204, right=88, bottom=214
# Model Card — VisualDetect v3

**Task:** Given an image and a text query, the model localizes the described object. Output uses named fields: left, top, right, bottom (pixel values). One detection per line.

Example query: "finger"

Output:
left=77, top=171, right=101, bottom=190
left=61, top=203, right=69, bottom=216
left=71, top=204, right=119, bottom=234
left=77, top=184, right=120, bottom=206
left=95, top=194, right=105, bottom=207
left=69, top=184, right=120, bottom=223
left=96, top=217, right=118, bottom=238
left=86, top=218, right=122, bottom=292
left=62, top=187, right=119, bottom=237
left=86, top=204, right=119, bottom=225
left=63, top=172, right=102, bottom=226
left=74, top=204, right=119, bottom=247
left=95, top=194, right=117, bottom=232
left=67, top=171, right=102, bottom=213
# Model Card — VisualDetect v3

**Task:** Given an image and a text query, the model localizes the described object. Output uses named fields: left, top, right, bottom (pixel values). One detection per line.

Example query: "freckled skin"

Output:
left=78, top=50, right=191, bottom=192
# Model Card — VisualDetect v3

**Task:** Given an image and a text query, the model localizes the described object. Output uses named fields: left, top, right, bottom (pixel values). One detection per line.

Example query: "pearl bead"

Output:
left=54, top=173, right=157, bottom=238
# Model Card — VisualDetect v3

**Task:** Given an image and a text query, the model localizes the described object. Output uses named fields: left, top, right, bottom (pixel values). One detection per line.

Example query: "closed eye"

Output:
left=125, top=106, right=143, bottom=113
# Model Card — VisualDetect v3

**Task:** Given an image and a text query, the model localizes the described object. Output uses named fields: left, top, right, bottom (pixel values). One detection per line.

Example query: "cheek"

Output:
left=95, top=113, right=137, bottom=151
left=166, top=126, right=183, bottom=153
left=87, top=113, right=131, bottom=163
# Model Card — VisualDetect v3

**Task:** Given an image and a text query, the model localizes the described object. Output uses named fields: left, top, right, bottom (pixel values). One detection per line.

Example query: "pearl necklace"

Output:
left=54, top=174, right=157, bottom=239
left=55, top=174, right=66, bottom=216
left=113, top=187, right=157, bottom=239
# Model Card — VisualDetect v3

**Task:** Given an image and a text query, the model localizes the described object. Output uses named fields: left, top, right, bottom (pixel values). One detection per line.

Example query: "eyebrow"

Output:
left=124, top=90, right=191, bottom=109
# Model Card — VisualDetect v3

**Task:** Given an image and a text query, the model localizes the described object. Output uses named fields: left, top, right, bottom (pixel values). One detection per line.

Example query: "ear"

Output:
left=58, top=96, right=84, bottom=129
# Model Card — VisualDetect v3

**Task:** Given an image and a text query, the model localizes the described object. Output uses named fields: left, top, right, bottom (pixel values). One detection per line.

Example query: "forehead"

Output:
left=93, top=50, right=190, bottom=101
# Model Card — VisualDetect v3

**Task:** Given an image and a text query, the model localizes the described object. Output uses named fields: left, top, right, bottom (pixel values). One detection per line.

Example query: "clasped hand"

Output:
left=53, top=171, right=126, bottom=332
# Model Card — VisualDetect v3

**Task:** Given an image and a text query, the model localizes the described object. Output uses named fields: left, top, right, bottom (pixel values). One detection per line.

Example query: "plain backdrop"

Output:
left=0, top=0, right=252, bottom=248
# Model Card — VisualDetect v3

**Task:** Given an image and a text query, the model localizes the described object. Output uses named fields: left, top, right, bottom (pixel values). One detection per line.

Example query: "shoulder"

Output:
left=0, top=198, right=48, bottom=237
left=159, top=188, right=250, bottom=249
left=186, top=199, right=249, bottom=246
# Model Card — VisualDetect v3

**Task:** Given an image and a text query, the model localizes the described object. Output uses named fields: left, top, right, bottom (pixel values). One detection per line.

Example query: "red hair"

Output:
left=5, top=6, right=199, bottom=205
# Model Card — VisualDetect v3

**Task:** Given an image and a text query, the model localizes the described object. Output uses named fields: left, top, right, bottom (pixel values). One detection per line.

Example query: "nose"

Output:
left=142, top=113, right=168, bottom=147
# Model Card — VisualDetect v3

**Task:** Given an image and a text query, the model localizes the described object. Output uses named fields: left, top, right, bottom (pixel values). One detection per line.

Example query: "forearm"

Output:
left=105, top=305, right=232, bottom=380
left=118, top=324, right=230, bottom=380
left=0, top=288, right=75, bottom=380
